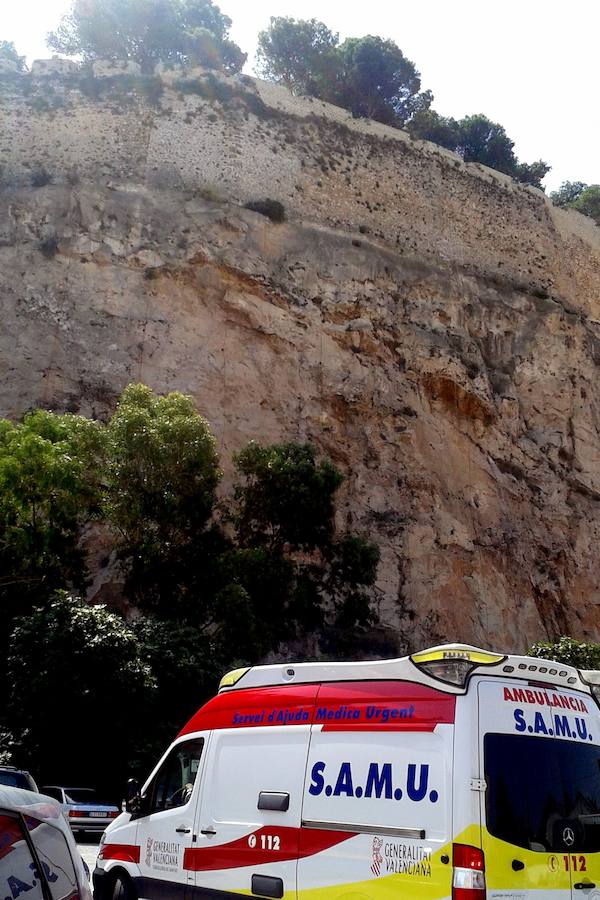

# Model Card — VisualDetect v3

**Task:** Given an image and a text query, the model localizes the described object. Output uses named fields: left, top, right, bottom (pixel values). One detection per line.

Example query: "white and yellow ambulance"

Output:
left=93, top=644, right=600, bottom=900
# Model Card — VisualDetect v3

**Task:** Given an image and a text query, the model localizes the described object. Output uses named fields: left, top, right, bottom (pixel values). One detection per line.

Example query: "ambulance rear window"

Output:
left=484, top=733, right=600, bottom=852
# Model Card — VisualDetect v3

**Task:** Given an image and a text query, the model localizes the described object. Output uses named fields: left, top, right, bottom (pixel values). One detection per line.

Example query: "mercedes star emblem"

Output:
left=563, top=827, right=575, bottom=847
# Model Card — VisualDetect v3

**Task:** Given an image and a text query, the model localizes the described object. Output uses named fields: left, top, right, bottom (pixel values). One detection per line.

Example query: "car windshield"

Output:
left=65, top=788, right=97, bottom=804
left=0, top=771, right=31, bottom=790
left=485, top=733, right=600, bottom=852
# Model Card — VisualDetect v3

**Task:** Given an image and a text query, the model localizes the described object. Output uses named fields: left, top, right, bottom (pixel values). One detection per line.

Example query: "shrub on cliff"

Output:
left=47, top=0, right=246, bottom=74
left=244, top=198, right=285, bottom=223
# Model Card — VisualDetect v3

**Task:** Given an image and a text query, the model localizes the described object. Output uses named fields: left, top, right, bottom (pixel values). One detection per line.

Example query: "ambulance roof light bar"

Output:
left=217, top=645, right=588, bottom=694
left=410, top=645, right=505, bottom=687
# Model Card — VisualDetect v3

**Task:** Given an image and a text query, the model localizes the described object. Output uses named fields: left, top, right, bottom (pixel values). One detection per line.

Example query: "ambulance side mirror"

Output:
left=125, top=778, right=142, bottom=816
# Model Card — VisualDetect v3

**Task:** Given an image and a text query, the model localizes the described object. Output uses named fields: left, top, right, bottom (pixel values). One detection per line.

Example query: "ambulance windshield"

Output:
left=484, top=733, right=600, bottom=852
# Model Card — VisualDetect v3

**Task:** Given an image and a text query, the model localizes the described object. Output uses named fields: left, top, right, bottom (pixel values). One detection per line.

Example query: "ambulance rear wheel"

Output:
left=111, top=874, right=135, bottom=900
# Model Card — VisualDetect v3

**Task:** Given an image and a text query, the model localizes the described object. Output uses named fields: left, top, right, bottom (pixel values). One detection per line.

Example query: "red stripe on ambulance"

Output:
left=317, top=681, right=456, bottom=732
left=179, top=681, right=455, bottom=735
left=183, top=826, right=353, bottom=871
left=98, top=843, right=141, bottom=863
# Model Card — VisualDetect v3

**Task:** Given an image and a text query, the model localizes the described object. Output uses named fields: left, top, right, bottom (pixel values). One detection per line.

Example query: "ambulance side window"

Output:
left=148, top=739, right=204, bottom=814
left=0, top=812, right=46, bottom=900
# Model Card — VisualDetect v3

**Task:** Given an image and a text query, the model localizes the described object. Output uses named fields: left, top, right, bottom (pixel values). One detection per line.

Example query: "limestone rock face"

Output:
left=1, top=65, right=600, bottom=652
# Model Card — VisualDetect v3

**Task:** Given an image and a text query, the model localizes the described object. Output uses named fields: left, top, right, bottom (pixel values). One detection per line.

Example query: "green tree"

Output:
left=528, top=637, right=600, bottom=670
left=104, top=383, right=222, bottom=618
left=5, top=593, right=154, bottom=795
left=256, top=17, right=340, bottom=99
left=408, top=109, right=460, bottom=151
left=229, top=442, right=380, bottom=652
left=0, top=410, right=103, bottom=621
left=256, top=19, right=431, bottom=127
left=0, top=40, right=26, bottom=71
left=47, top=0, right=246, bottom=74
left=336, top=35, right=432, bottom=127
left=231, top=441, right=342, bottom=552
left=513, top=159, right=551, bottom=190
left=570, top=185, right=600, bottom=225
left=550, top=181, right=588, bottom=208
left=409, top=111, right=549, bottom=187
left=454, top=114, right=518, bottom=173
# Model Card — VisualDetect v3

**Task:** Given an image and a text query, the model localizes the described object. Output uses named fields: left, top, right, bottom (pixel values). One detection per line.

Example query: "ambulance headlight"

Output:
left=411, top=646, right=505, bottom=687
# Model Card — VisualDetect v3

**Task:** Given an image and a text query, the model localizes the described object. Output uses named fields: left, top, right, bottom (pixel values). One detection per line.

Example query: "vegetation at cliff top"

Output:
left=408, top=110, right=550, bottom=189
left=0, top=384, right=383, bottom=793
left=0, top=40, right=26, bottom=71
left=256, top=19, right=432, bottom=128
left=550, top=182, right=600, bottom=226
left=47, top=0, right=246, bottom=74
left=256, top=16, right=549, bottom=188
left=7, top=4, right=600, bottom=196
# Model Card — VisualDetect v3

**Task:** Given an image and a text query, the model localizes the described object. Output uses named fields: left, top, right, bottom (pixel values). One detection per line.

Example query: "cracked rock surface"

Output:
left=2, top=180, right=600, bottom=652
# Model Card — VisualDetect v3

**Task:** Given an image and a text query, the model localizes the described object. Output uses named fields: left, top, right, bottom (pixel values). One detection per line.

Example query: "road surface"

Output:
left=76, top=835, right=101, bottom=884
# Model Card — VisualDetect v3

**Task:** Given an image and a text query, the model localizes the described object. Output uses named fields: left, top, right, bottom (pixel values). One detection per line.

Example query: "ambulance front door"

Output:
left=478, top=679, right=600, bottom=900
left=135, top=735, right=208, bottom=900
left=188, top=725, right=312, bottom=900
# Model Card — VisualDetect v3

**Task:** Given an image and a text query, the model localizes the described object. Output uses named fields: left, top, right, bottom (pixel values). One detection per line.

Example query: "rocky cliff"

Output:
left=2, top=60, right=600, bottom=652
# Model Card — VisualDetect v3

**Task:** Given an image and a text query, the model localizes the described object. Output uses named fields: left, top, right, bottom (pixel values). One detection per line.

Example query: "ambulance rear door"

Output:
left=478, top=678, right=600, bottom=900
left=299, top=680, right=455, bottom=900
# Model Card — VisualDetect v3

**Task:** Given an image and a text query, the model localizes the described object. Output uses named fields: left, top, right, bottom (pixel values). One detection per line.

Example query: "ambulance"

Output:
left=93, top=644, right=600, bottom=900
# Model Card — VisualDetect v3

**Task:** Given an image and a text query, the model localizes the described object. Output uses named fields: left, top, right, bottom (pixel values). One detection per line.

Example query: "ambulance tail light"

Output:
left=452, top=844, right=486, bottom=900
left=411, top=646, right=504, bottom=687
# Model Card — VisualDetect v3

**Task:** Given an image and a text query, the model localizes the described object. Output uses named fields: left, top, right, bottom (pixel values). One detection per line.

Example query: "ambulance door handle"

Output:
left=574, top=884, right=595, bottom=890
left=200, top=827, right=217, bottom=836
left=176, top=826, right=191, bottom=834
left=512, top=860, right=525, bottom=871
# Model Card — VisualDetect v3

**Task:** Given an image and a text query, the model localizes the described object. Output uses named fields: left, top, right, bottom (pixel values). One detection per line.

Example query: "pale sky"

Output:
left=3, top=0, right=599, bottom=192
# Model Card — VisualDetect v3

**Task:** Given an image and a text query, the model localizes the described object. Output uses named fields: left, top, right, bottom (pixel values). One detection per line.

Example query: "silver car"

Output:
left=42, top=786, right=120, bottom=836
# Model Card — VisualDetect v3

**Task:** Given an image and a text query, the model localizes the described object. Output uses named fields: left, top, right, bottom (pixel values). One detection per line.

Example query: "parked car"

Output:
left=0, top=765, right=39, bottom=792
left=42, top=786, right=120, bottom=837
left=0, top=783, right=92, bottom=900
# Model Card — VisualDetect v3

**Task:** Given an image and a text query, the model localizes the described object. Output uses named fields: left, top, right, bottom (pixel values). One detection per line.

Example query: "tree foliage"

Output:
left=528, top=637, right=600, bottom=670
left=550, top=181, right=588, bottom=208
left=5, top=593, right=154, bottom=795
left=0, top=410, right=103, bottom=623
left=47, top=0, right=246, bottom=74
left=550, top=182, right=600, bottom=226
left=336, top=36, right=432, bottom=127
left=256, top=17, right=339, bottom=99
left=0, top=40, right=26, bottom=71
left=257, top=18, right=431, bottom=127
left=0, top=385, right=383, bottom=789
left=409, top=112, right=550, bottom=188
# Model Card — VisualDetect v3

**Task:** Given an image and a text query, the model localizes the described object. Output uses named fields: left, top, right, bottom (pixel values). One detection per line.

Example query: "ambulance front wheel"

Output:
left=111, top=873, right=136, bottom=900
